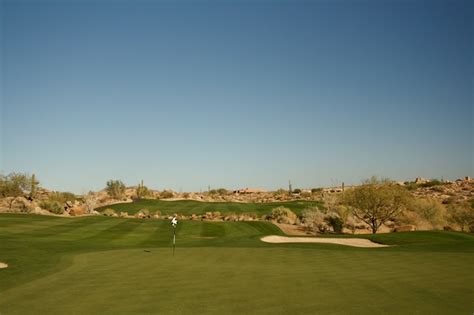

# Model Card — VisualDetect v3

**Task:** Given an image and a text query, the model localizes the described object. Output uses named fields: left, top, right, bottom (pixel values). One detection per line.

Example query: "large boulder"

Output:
left=69, top=206, right=85, bottom=216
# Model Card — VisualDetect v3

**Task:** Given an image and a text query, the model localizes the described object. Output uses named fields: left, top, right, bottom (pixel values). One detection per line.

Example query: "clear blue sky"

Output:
left=1, top=0, right=472, bottom=193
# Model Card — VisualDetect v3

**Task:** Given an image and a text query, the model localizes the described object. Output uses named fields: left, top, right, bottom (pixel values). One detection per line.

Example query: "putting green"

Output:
left=0, top=214, right=473, bottom=314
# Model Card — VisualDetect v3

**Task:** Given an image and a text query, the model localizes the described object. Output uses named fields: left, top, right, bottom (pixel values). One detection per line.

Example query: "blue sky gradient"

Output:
left=1, top=0, right=473, bottom=193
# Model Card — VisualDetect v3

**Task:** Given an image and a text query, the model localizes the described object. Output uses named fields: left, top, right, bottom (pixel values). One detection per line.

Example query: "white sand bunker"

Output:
left=0, top=262, right=8, bottom=269
left=261, top=235, right=389, bottom=248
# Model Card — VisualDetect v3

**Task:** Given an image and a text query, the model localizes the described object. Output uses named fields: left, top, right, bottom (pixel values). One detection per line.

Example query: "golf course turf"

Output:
left=1, top=214, right=473, bottom=314
left=95, top=199, right=323, bottom=216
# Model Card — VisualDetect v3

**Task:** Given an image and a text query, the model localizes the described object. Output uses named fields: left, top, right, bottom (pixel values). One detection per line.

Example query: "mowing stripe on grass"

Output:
left=200, top=221, right=226, bottom=238
left=9, top=217, right=95, bottom=238
left=79, top=219, right=145, bottom=245
left=43, top=218, right=129, bottom=241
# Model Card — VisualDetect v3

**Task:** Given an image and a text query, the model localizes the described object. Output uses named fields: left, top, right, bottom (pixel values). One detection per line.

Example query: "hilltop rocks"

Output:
left=412, top=180, right=473, bottom=204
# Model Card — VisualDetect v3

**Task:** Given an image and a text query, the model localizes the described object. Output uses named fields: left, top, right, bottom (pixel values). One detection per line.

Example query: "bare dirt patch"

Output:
left=273, top=222, right=311, bottom=236
left=261, top=235, right=389, bottom=248
left=0, top=262, right=8, bottom=269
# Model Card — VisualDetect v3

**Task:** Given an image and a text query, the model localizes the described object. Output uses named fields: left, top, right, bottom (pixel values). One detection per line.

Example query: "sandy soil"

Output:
left=273, top=223, right=311, bottom=236
left=0, top=262, right=8, bottom=269
left=261, top=235, right=389, bottom=248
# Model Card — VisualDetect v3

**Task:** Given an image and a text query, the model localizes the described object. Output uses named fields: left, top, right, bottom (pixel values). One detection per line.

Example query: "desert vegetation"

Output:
left=1, top=172, right=473, bottom=233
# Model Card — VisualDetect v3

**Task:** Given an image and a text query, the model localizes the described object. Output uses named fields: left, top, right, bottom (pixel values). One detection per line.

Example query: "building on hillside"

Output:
left=233, top=188, right=266, bottom=194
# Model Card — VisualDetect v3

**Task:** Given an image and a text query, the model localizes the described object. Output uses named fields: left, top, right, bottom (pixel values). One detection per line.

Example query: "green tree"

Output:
left=343, top=179, right=410, bottom=234
left=106, top=180, right=126, bottom=199
left=0, top=172, right=31, bottom=209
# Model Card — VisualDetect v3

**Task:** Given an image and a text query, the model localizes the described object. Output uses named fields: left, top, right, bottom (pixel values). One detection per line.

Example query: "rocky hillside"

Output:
left=411, top=178, right=474, bottom=204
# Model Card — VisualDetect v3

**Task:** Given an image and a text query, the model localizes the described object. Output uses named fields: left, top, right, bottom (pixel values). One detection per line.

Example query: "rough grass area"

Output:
left=0, top=214, right=473, bottom=314
left=96, top=199, right=323, bottom=216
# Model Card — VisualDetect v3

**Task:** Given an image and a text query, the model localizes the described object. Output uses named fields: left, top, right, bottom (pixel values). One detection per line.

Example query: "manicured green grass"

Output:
left=1, top=214, right=473, bottom=314
left=96, top=199, right=323, bottom=216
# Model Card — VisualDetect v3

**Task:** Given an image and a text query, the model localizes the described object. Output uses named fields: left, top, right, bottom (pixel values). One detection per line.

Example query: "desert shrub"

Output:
left=448, top=201, right=474, bottom=232
left=182, top=192, right=190, bottom=199
left=324, top=214, right=344, bottom=233
left=405, top=179, right=447, bottom=190
left=60, top=192, right=76, bottom=202
left=300, top=191, right=311, bottom=198
left=48, top=192, right=77, bottom=204
left=397, top=210, right=420, bottom=226
left=399, top=198, right=448, bottom=230
left=102, top=208, right=117, bottom=217
left=136, top=184, right=150, bottom=199
left=271, top=206, right=297, bottom=224
left=39, top=200, right=64, bottom=214
left=293, top=188, right=301, bottom=194
left=302, top=208, right=329, bottom=233
left=344, top=215, right=360, bottom=234
left=217, top=188, right=229, bottom=195
left=415, top=199, right=446, bottom=226
left=273, top=189, right=288, bottom=196
left=418, top=179, right=445, bottom=188
left=105, top=180, right=126, bottom=199
left=311, top=188, right=323, bottom=193
left=0, top=172, right=30, bottom=200
left=404, top=182, right=418, bottom=191
left=160, top=190, right=174, bottom=199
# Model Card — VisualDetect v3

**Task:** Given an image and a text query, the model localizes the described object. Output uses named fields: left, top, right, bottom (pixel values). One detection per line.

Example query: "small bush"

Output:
left=311, top=188, right=323, bottom=193
left=39, top=200, right=63, bottom=214
left=160, top=190, right=174, bottom=199
left=325, top=214, right=344, bottom=233
left=271, top=206, right=297, bottom=224
left=302, top=208, right=328, bottom=233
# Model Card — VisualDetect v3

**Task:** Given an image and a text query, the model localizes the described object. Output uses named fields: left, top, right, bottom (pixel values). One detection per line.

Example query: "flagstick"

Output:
left=173, top=226, right=176, bottom=256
